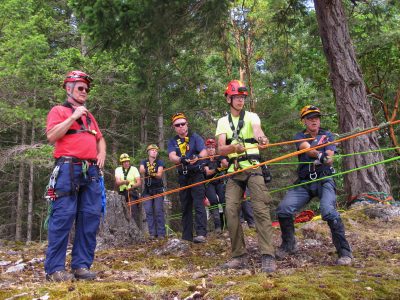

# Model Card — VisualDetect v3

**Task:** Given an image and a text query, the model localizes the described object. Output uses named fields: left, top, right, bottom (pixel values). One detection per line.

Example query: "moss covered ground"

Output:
left=1, top=204, right=399, bottom=299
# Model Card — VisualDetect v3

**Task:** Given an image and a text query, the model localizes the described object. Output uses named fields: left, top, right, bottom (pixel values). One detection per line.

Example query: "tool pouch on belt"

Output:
left=261, top=165, right=272, bottom=184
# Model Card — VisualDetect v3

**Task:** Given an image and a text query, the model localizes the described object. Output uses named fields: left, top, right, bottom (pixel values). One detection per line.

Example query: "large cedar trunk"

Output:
left=314, top=0, right=391, bottom=199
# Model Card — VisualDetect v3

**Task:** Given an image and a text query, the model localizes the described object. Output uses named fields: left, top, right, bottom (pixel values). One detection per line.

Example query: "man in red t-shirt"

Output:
left=44, top=70, right=106, bottom=282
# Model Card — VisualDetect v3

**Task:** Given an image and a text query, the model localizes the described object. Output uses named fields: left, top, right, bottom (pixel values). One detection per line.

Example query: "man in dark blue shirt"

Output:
left=276, top=105, right=352, bottom=266
left=168, top=112, right=208, bottom=243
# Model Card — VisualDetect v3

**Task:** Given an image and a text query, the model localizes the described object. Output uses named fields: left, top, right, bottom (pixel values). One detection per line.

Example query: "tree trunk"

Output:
left=27, top=161, right=34, bottom=242
left=97, top=190, right=144, bottom=250
left=140, top=108, right=148, bottom=145
left=314, top=0, right=391, bottom=199
left=157, top=84, right=164, bottom=150
left=27, top=120, right=35, bottom=242
left=15, top=121, right=27, bottom=241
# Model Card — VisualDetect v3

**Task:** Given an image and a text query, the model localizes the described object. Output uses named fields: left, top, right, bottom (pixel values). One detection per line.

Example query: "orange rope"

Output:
left=153, top=137, right=315, bottom=174
left=349, top=193, right=394, bottom=204
left=128, top=120, right=400, bottom=207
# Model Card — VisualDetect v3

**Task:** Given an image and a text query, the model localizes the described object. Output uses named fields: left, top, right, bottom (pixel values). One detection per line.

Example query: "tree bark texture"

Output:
left=97, top=190, right=144, bottom=250
left=314, top=0, right=391, bottom=199
left=27, top=120, right=35, bottom=242
left=15, top=121, right=27, bottom=241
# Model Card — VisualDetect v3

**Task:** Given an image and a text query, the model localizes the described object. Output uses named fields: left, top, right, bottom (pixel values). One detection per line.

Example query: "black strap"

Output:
left=122, top=166, right=131, bottom=181
left=229, top=154, right=261, bottom=165
left=226, top=110, right=245, bottom=144
left=62, top=101, right=93, bottom=135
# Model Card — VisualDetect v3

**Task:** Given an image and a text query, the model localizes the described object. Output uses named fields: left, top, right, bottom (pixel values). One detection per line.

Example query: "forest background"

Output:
left=0, top=0, right=399, bottom=242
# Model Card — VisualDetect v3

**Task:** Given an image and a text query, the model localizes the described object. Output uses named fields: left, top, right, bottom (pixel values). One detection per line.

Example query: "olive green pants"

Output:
left=225, top=167, right=274, bottom=257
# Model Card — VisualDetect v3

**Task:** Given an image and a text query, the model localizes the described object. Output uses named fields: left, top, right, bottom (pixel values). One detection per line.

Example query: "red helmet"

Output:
left=205, top=138, right=216, bottom=147
left=224, top=80, right=248, bottom=97
left=63, top=70, right=92, bottom=88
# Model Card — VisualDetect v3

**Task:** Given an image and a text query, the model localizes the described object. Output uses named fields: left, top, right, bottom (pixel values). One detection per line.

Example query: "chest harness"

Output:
left=62, top=102, right=97, bottom=136
left=176, top=135, right=190, bottom=175
left=226, top=111, right=258, bottom=170
left=225, top=111, right=272, bottom=186
left=144, top=160, right=158, bottom=187
left=299, top=131, right=335, bottom=181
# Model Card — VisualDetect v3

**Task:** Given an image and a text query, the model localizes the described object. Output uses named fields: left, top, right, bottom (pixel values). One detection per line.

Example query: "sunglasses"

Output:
left=76, top=86, right=90, bottom=93
left=174, top=122, right=187, bottom=127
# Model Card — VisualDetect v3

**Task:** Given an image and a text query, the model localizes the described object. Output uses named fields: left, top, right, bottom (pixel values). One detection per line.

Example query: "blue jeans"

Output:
left=44, top=162, right=101, bottom=275
left=143, top=187, right=166, bottom=237
left=276, top=178, right=339, bottom=221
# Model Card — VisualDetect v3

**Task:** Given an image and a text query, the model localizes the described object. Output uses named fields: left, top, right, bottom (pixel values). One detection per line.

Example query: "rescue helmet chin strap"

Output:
left=229, top=96, right=242, bottom=113
left=66, top=83, right=84, bottom=105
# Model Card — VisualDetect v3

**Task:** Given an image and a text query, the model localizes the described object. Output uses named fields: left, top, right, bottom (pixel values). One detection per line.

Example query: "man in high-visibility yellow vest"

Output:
left=216, top=80, right=276, bottom=273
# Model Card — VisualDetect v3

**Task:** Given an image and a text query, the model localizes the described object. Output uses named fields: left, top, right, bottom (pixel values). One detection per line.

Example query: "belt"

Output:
left=56, top=156, right=97, bottom=166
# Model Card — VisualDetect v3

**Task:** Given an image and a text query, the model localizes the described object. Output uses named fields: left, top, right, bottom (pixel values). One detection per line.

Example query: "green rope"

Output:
left=43, top=201, right=53, bottom=229
left=165, top=147, right=400, bottom=223
left=270, top=155, right=400, bottom=194
left=268, top=146, right=400, bottom=166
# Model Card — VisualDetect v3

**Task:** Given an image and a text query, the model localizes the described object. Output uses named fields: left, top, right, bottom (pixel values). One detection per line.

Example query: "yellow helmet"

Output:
left=147, top=144, right=159, bottom=152
left=171, top=112, right=187, bottom=124
left=300, top=105, right=321, bottom=119
left=119, top=153, right=130, bottom=163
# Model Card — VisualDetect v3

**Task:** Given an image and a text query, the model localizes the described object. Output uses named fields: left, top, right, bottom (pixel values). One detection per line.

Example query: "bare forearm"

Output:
left=47, top=117, right=75, bottom=143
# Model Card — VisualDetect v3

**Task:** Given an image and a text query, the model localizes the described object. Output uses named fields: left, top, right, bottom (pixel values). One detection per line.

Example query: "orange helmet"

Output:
left=63, top=70, right=92, bottom=88
left=224, top=80, right=248, bottom=97
left=205, top=139, right=216, bottom=147
left=300, top=105, right=321, bottom=119
left=171, top=112, right=187, bottom=124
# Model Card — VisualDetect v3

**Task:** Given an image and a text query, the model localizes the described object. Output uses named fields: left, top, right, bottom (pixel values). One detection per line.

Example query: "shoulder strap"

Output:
left=123, top=166, right=131, bottom=180
left=228, top=110, right=245, bottom=140
left=62, top=101, right=94, bottom=135
left=226, top=111, right=257, bottom=145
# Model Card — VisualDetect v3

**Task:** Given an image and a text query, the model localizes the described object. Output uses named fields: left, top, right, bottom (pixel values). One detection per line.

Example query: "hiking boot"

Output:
left=261, top=255, right=277, bottom=273
left=336, top=255, right=352, bottom=266
left=193, top=235, right=206, bottom=243
left=248, top=223, right=256, bottom=229
left=46, top=270, right=74, bottom=282
left=276, top=216, right=297, bottom=260
left=275, top=244, right=297, bottom=260
left=327, top=218, right=352, bottom=262
left=221, top=255, right=248, bottom=269
left=72, top=268, right=96, bottom=280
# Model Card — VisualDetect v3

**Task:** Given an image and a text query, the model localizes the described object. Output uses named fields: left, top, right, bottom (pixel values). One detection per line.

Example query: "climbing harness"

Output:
left=62, top=102, right=97, bottom=136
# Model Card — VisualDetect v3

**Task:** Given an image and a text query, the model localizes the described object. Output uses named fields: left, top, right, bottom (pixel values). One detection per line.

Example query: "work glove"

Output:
left=317, top=152, right=330, bottom=164
left=180, top=156, right=190, bottom=165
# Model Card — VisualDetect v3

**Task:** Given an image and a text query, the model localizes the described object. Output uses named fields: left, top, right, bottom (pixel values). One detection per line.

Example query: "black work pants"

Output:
left=178, top=172, right=207, bottom=241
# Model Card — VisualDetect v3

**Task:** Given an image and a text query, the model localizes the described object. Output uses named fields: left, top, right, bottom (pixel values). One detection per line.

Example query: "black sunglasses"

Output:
left=174, top=122, right=187, bottom=127
left=77, top=86, right=90, bottom=93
